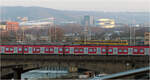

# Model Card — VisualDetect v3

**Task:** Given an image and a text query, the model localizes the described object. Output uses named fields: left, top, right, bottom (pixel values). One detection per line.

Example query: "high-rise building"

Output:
left=83, top=15, right=94, bottom=26
left=82, top=15, right=94, bottom=41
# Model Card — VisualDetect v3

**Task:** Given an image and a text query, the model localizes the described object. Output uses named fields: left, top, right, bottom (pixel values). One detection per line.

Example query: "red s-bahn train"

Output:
left=0, top=45, right=149, bottom=55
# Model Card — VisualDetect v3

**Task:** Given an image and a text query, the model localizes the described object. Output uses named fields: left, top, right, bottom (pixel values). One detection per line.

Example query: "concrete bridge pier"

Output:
left=12, top=67, right=23, bottom=80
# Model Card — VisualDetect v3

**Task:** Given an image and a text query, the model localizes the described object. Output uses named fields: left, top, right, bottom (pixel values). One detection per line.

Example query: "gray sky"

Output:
left=0, top=0, right=149, bottom=12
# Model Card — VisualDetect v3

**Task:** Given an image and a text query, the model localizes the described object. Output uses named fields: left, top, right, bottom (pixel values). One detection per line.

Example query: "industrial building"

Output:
left=96, top=18, right=115, bottom=28
left=144, top=32, right=150, bottom=45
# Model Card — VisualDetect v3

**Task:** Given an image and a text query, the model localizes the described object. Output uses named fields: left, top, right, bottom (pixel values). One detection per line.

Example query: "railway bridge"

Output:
left=0, top=54, right=149, bottom=79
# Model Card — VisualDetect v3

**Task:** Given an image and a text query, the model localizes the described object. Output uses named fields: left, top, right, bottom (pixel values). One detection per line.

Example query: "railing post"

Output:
left=12, top=66, right=23, bottom=80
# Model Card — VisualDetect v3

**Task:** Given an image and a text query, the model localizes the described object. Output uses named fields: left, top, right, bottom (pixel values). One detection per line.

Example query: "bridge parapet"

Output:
left=1, top=54, right=149, bottom=79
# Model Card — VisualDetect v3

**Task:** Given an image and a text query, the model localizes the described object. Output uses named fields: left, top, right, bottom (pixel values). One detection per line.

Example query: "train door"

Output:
left=113, top=48, right=118, bottom=55
left=145, top=48, right=149, bottom=55
left=70, top=47, right=74, bottom=54
left=128, top=48, right=133, bottom=55
left=0, top=46, right=4, bottom=54
left=0, top=46, right=2, bottom=53
left=54, top=47, right=58, bottom=54
left=40, top=47, right=44, bottom=54
left=101, top=47, right=107, bottom=55
left=97, top=47, right=101, bottom=55
left=84, top=47, right=88, bottom=54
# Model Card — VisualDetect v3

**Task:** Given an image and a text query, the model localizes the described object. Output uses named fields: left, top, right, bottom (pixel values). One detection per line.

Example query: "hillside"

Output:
left=0, top=6, right=149, bottom=24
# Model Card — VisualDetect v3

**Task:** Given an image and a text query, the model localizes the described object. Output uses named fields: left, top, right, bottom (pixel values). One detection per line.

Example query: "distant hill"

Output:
left=0, top=6, right=149, bottom=24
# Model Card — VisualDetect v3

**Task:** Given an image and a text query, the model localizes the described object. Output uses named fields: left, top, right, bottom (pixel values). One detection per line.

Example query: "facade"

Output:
left=6, top=22, right=19, bottom=32
left=96, top=19, right=115, bottom=28
left=144, top=32, right=150, bottom=45
left=0, top=22, right=7, bottom=30
left=83, top=15, right=94, bottom=26
left=0, top=21, right=19, bottom=32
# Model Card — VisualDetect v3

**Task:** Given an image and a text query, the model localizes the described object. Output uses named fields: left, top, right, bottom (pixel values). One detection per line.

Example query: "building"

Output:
left=6, top=22, right=19, bottom=32
left=0, top=22, right=7, bottom=30
left=144, top=32, right=150, bottom=45
left=96, top=18, right=115, bottom=28
left=82, top=15, right=94, bottom=26
left=0, top=21, right=19, bottom=32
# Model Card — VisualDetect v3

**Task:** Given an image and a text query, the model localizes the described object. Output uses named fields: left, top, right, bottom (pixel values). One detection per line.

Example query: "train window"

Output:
left=45, top=48, right=49, bottom=51
left=89, top=48, right=93, bottom=52
left=65, top=48, right=69, bottom=51
left=102, top=49, right=106, bottom=52
left=140, top=49, right=144, bottom=52
left=124, top=49, right=127, bottom=52
left=80, top=49, right=83, bottom=52
left=75, top=48, right=78, bottom=52
left=134, top=49, right=138, bottom=52
left=50, top=48, right=53, bottom=51
left=18, top=48, right=22, bottom=51
left=59, top=48, right=62, bottom=51
left=119, top=49, right=122, bottom=52
left=93, top=49, right=96, bottom=52
left=6, top=48, right=9, bottom=51
left=36, top=48, right=40, bottom=51
left=10, top=48, right=13, bottom=51
left=108, top=49, right=112, bottom=52
left=24, top=48, right=28, bottom=51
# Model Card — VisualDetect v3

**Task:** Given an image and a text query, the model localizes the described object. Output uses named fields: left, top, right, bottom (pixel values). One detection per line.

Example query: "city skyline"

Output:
left=0, top=0, right=149, bottom=12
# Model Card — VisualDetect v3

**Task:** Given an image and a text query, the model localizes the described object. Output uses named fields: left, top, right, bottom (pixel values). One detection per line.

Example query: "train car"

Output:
left=0, top=44, right=149, bottom=55
left=43, top=45, right=55, bottom=54
left=132, top=46, right=146, bottom=55
left=72, top=40, right=128, bottom=45
left=57, top=45, right=73, bottom=54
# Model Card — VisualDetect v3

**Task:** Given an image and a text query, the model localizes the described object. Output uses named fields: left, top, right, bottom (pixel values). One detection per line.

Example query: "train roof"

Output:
left=0, top=43, right=149, bottom=47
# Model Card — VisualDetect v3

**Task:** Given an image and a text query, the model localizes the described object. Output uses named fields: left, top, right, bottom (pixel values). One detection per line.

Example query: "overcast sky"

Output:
left=0, top=0, right=149, bottom=12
